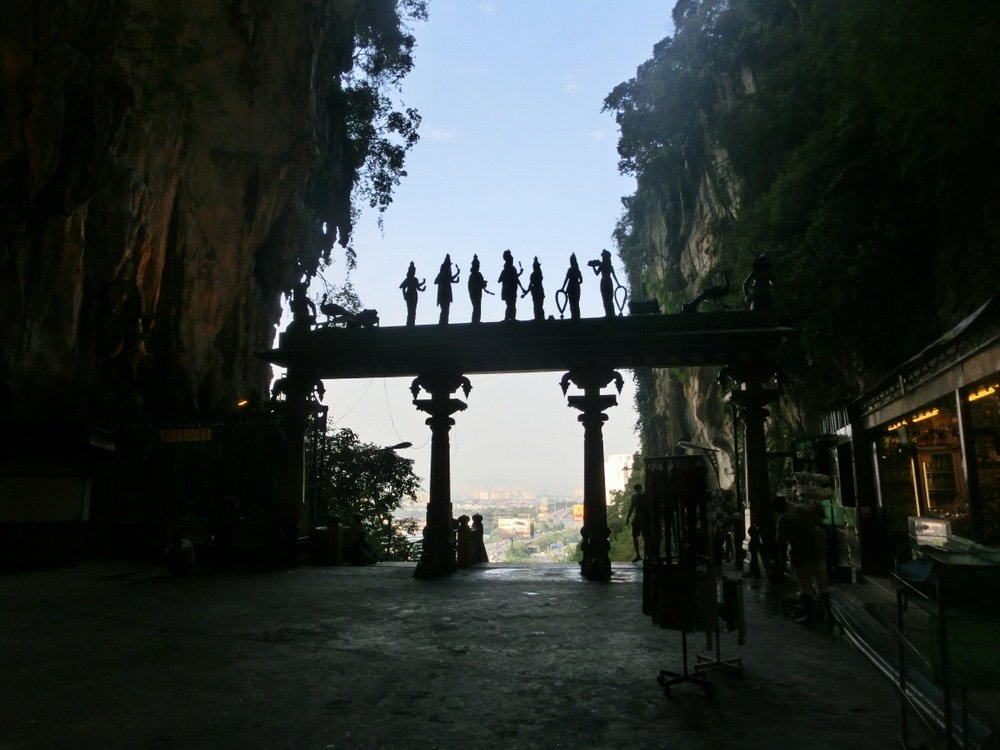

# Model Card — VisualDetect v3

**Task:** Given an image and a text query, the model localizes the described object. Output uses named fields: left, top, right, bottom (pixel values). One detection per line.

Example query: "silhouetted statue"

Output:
left=743, top=254, right=774, bottom=312
left=498, top=249, right=524, bottom=322
left=467, top=254, right=494, bottom=323
left=682, top=271, right=731, bottom=313
left=558, top=253, right=583, bottom=320
left=399, top=261, right=426, bottom=326
left=288, top=278, right=316, bottom=332
left=319, top=295, right=380, bottom=328
left=521, top=257, right=546, bottom=321
left=434, top=253, right=460, bottom=324
left=588, top=249, right=623, bottom=317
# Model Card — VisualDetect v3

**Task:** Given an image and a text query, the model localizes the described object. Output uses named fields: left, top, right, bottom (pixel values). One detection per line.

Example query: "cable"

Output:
left=383, top=379, right=407, bottom=444
left=329, top=378, right=374, bottom=424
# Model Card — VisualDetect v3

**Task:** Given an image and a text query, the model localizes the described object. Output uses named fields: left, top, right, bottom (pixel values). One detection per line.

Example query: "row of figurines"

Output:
left=399, top=249, right=628, bottom=325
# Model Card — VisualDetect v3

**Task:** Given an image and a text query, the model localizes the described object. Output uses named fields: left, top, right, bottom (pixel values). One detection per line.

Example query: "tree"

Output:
left=308, top=427, right=421, bottom=559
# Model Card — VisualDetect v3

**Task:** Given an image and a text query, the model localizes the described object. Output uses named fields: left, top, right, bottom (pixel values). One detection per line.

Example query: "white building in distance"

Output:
left=604, top=453, right=634, bottom=504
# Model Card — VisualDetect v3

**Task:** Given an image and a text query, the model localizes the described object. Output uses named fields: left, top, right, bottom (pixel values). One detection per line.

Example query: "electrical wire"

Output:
left=329, top=378, right=374, bottom=425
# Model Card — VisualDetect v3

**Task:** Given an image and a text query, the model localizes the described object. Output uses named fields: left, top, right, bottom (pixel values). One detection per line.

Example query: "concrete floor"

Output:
left=1, top=561, right=927, bottom=749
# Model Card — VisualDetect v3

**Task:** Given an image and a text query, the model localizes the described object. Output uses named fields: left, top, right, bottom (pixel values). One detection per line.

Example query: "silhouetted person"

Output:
left=521, top=257, right=546, bottom=321
left=746, top=524, right=763, bottom=579
left=456, top=514, right=472, bottom=568
left=471, top=513, right=489, bottom=564
left=164, top=530, right=196, bottom=576
left=434, top=253, right=460, bottom=324
left=346, top=512, right=379, bottom=565
left=743, top=254, right=773, bottom=312
left=399, top=261, right=426, bottom=326
left=498, top=249, right=524, bottom=322
left=772, top=496, right=829, bottom=624
left=560, top=253, right=583, bottom=319
left=625, top=483, right=648, bottom=562
left=467, top=254, right=493, bottom=323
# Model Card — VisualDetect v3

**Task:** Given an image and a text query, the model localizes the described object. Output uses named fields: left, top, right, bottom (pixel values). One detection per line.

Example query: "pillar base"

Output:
left=414, top=528, right=456, bottom=579
left=580, top=533, right=612, bottom=580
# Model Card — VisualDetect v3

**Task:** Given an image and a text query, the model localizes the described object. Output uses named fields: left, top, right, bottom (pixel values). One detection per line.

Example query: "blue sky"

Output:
left=314, top=1, right=674, bottom=496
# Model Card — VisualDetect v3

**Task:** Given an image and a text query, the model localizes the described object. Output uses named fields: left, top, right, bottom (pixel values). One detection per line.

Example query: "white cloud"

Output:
left=589, top=129, right=607, bottom=140
left=564, top=83, right=581, bottom=94
left=480, top=2, right=494, bottom=14
left=426, top=128, right=458, bottom=140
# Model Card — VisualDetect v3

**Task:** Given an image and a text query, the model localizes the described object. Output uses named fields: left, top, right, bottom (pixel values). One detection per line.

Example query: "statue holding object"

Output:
left=588, top=249, right=627, bottom=317
left=557, top=253, right=583, bottom=320
left=498, top=249, right=525, bottom=322
left=521, top=256, right=546, bottom=321
left=434, top=253, right=460, bottom=325
left=399, top=261, right=426, bottom=326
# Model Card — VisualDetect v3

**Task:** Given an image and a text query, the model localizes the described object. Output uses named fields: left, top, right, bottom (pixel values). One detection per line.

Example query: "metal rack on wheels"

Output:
left=893, top=546, right=1000, bottom=749
left=643, top=455, right=745, bottom=699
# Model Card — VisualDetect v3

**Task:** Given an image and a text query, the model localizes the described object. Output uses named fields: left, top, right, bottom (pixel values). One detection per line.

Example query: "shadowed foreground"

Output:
left=1, top=562, right=921, bottom=749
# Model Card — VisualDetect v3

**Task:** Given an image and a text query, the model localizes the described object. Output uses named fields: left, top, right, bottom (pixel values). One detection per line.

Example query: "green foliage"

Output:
left=309, top=426, right=421, bottom=548
left=299, top=1, right=426, bottom=284
left=607, top=0, right=1000, bottom=434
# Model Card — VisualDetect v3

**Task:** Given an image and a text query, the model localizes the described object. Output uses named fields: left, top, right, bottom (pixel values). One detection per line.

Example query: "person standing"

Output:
left=456, top=514, right=472, bottom=568
left=625, top=483, right=648, bottom=563
left=471, top=513, right=489, bottom=564
left=772, top=495, right=830, bottom=624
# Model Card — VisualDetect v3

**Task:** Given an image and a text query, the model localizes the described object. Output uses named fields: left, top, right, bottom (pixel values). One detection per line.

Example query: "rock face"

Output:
left=626, top=138, right=745, bottom=488
left=1, top=0, right=361, bottom=418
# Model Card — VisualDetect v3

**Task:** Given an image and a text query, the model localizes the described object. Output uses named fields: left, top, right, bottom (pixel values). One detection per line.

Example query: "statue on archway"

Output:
left=288, top=278, right=316, bottom=332
left=467, top=254, right=493, bottom=323
left=497, top=249, right=524, bottom=322
left=588, top=249, right=624, bottom=317
left=521, top=256, right=546, bottom=321
left=399, top=261, right=426, bottom=326
left=557, top=253, right=583, bottom=320
left=434, top=254, right=460, bottom=325
left=743, top=254, right=774, bottom=312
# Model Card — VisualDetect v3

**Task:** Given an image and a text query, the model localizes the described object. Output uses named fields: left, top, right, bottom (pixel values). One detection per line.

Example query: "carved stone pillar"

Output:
left=723, top=363, right=780, bottom=572
left=412, top=372, right=472, bottom=579
left=561, top=369, right=623, bottom=581
left=275, top=371, right=318, bottom=565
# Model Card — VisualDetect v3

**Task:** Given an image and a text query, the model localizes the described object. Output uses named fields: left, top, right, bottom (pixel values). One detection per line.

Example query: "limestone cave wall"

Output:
left=0, top=0, right=362, bottom=419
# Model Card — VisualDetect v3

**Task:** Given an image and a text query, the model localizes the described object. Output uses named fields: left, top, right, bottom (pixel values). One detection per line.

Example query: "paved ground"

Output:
left=1, top=561, right=928, bottom=750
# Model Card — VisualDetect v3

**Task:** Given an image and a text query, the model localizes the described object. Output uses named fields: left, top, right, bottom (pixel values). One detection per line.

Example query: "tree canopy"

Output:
left=309, top=427, right=421, bottom=557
